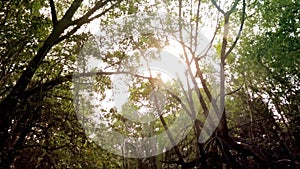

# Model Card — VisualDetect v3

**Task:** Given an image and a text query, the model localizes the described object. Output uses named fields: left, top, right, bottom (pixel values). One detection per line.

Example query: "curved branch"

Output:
left=211, top=0, right=225, bottom=14
left=211, top=0, right=241, bottom=16
left=224, top=0, right=246, bottom=59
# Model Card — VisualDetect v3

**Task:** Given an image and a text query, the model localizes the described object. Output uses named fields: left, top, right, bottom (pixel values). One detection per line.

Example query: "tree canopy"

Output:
left=0, top=0, right=299, bottom=168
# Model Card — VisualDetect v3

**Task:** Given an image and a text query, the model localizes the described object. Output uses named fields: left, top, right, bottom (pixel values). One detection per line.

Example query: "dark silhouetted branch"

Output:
left=49, top=0, right=58, bottom=26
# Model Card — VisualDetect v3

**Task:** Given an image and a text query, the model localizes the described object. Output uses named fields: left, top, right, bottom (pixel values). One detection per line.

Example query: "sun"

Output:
left=163, top=39, right=185, bottom=59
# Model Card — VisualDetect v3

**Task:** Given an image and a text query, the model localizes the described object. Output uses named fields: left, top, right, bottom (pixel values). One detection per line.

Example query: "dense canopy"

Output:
left=0, top=0, right=299, bottom=168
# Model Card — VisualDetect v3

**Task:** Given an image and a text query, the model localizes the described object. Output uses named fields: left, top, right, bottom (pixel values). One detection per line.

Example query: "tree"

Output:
left=73, top=0, right=269, bottom=168
left=228, top=0, right=300, bottom=167
left=1, top=0, right=298, bottom=168
left=0, top=0, right=123, bottom=167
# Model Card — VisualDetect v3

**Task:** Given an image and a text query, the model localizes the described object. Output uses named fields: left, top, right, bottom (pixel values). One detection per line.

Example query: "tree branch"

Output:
left=211, top=0, right=241, bottom=16
left=56, top=0, right=118, bottom=44
left=226, top=0, right=240, bottom=16
left=198, top=11, right=220, bottom=59
left=49, top=0, right=58, bottom=26
left=60, top=0, right=83, bottom=22
left=224, top=0, right=246, bottom=59
left=211, top=0, right=225, bottom=14
left=225, top=85, right=242, bottom=95
left=24, top=70, right=157, bottom=97
left=70, top=0, right=113, bottom=26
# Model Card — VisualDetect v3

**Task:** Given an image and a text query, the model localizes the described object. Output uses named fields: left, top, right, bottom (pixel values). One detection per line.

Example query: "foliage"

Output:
left=0, top=0, right=299, bottom=168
